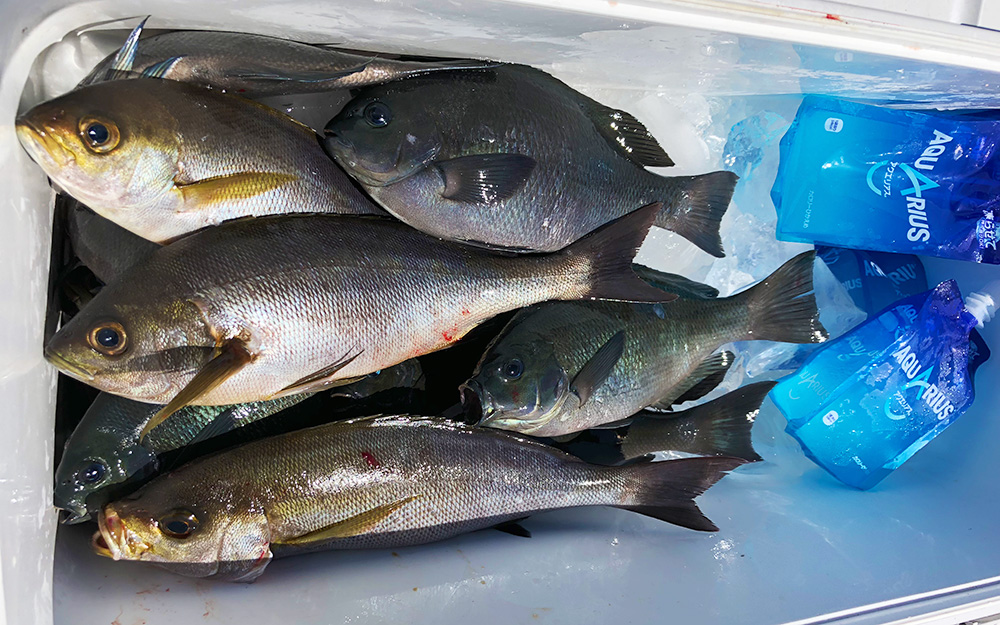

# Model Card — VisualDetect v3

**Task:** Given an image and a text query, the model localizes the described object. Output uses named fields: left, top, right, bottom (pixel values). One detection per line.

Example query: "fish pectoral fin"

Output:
left=582, top=100, right=674, bottom=168
left=273, top=350, right=365, bottom=397
left=648, top=350, right=735, bottom=412
left=173, top=172, right=299, bottom=208
left=275, top=496, right=421, bottom=545
left=571, top=330, right=625, bottom=407
left=229, top=63, right=371, bottom=83
left=139, top=338, right=254, bottom=442
left=436, top=154, right=535, bottom=204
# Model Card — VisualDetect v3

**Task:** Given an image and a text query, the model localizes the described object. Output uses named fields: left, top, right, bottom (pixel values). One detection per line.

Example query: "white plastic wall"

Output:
left=5, top=2, right=1000, bottom=624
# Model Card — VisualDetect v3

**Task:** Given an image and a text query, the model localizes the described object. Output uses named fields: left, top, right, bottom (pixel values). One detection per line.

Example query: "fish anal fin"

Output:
left=139, top=338, right=254, bottom=441
left=276, top=496, right=420, bottom=545
left=174, top=172, right=299, bottom=208
left=493, top=520, right=531, bottom=538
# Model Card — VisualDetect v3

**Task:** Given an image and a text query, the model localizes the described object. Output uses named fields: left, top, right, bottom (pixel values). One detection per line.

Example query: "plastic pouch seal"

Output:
left=772, top=96, right=1000, bottom=264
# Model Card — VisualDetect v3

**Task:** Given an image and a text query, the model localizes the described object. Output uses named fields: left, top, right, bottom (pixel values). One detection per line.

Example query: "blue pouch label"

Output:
left=772, top=96, right=1000, bottom=264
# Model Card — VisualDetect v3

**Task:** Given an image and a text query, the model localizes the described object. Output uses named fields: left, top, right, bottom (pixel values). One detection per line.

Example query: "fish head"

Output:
left=54, top=395, right=160, bottom=524
left=461, top=338, right=571, bottom=434
left=322, top=87, right=442, bottom=186
left=44, top=286, right=217, bottom=403
left=16, top=80, right=180, bottom=221
left=94, top=480, right=272, bottom=582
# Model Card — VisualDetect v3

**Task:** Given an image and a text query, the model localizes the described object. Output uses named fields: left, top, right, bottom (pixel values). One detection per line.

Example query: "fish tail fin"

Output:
left=737, top=250, right=829, bottom=344
left=653, top=171, right=737, bottom=258
left=616, top=456, right=745, bottom=531
left=559, top=202, right=677, bottom=303
left=621, top=381, right=776, bottom=463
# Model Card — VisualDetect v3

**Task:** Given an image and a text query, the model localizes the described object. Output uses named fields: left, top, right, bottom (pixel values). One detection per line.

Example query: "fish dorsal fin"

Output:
left=436, top=154, right=535, bottom=204
left=139, top=338, right=254, bottom=442
left=275, top=496, right=421, bottom=545
left=571, top=330, right=625, bottom=407
left=273, top=350, right=365, bottom=397
left=648, top=350, right=735, bottom=412
left=582, top=101, right=674, bottom=168
left=174, top=172, right=299, bottom=209
left=104, top=17, right=148, bottom=81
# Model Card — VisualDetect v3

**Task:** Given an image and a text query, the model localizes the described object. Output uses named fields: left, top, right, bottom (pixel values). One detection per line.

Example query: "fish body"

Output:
left=54, top=392, right=306, bottom=524
left=94, top=415, right=743, bottom=581
left=323, top=64, right=736, bottom=255
left=44, top=205, right=669, bottom=409
left=81, top=29, right=491, bottom=96
left=16, top=78, right=379, bottom=243
left=66, top=200, right=159, bottom=283
left=463, top=252, right=827, bottom=436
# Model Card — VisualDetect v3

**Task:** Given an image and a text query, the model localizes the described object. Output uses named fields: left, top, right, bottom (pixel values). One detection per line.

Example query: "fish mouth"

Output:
left=95, top=507, right=150, bottom=561
left=54, top=494, right=91, bottom=524
left=43, top=347, right=96, bottom=382
left=459, top=380, right=494, bottom=426
left=15, top=117, right=75, bottom=168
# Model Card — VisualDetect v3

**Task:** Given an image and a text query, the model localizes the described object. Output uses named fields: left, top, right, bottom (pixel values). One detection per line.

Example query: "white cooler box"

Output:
left=2, top=1, right=1000, bottom=624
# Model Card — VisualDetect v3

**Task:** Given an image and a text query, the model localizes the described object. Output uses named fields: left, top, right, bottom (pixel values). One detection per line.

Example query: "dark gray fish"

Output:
left=323, top=64, right=737, bottom=255
left=93, top=415, right=744, bottom=581
left=462, top=252, right=827, bottom=437
left=81, top=27, right=492, bottom=96
left=54, top=393, right=306, bottom=524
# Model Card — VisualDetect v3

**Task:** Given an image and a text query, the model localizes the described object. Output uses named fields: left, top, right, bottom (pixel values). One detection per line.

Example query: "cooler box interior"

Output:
left=2, top=1, right=1000, bottom=624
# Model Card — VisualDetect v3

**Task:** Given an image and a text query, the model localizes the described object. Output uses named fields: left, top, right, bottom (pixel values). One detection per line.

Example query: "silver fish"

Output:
left=93, top=415, right=744, bottom=581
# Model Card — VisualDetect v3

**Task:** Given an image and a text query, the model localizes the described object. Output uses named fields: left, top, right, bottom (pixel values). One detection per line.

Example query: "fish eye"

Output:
left=76, top=460, right=107, bottom=485
left=502, top=358, right=524, bottom=381
left=78, top=116, right=120, bottom=153
left=363, top=101, right=392, bottom=128
left=87, top=321, right=128, bottom=357
left=159, top=509, right=199, bottom=539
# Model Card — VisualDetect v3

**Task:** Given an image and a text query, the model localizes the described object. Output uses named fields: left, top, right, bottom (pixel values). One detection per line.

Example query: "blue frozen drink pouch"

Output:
left=773, top=96, right=1000, bottom=263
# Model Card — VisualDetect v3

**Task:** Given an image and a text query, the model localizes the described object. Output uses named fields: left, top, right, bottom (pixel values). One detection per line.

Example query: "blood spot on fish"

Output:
left=825, top=13, right=841, bottom=20
left=442, top=330, right=455, bottom=342
left=510, top=388, right=521, bottom=403
left=362, top=451, right=381, bottom=469
left=461, top=308, right=471, bottom=316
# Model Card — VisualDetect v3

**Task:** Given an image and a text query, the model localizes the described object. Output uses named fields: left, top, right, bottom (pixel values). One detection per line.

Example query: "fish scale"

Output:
left=45, top=205, right=668, bottom=408
left=466, top=251, right=828, bottom=436
left=15, top=78, right=381, bottom=243
left=324, top=64, right=737, bottom=254
left=97, top=415, right=743, bottom=581
left=81, top=30, right=493, bottom=97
